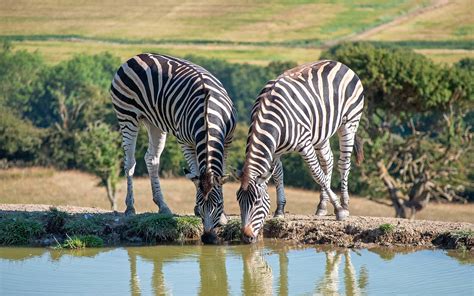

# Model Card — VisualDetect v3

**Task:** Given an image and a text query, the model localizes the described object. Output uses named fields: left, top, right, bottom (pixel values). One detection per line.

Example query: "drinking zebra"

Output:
left=110, top=53, right=236, bottom=243
left=234, top=60, right=364, bottom=243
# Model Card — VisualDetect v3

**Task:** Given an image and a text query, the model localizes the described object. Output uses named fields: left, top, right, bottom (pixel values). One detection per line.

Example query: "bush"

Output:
left=126, top=214, right=201, bottom=243
left=46, top=208, right=69, bottom=234
left=60, top=234, right=104, bottom=249
left=64, top=217, right=104, bottom=235
left=0, top=218, right=44, bottom=245
left=220, top=219, right=241, bottom=241
left=379, top=223, right=395, bottom=234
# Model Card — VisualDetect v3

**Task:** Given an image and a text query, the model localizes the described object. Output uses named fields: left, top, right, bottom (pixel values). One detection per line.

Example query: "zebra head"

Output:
left=234, top=169, right=272, bottom=243
left=185, top=169, right=229, bottom=244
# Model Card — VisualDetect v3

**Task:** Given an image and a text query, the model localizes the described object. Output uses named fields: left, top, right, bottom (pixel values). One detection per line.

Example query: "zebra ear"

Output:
left=183, top=168, right=199, bottom=186
left=229, top=167, right=243, bottom=181
left=256, top=171, right=272, bottom=185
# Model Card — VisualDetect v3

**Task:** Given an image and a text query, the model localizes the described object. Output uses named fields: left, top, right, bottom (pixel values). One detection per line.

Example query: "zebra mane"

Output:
left=241, top=84, right=274, bottom=190
left=202, top=83, right=214, bottom=198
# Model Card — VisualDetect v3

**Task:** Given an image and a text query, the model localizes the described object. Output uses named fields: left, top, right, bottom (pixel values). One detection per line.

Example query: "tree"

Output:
left=0, top=106, right=44, bottom=163
left=321, top=42, right=473, bottom=218
left=77, top=122, right=122, bottom=211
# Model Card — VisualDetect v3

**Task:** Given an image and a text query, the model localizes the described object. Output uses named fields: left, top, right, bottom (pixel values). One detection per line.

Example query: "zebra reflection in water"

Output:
left=126, top=246, right=367, bottom=295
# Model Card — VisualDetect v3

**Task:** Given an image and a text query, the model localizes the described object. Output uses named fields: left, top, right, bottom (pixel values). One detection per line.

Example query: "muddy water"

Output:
left=0, top=241, right=473, bottom=295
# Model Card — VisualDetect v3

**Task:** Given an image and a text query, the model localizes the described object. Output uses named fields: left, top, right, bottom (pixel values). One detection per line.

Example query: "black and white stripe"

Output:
left=237, top=60, right=364, bottom=242
left=110, top=53, right=236, bottom=238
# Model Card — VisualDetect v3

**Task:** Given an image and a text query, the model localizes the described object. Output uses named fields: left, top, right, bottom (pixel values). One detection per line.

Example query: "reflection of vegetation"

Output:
left=446, top=250, right=474, bottom=265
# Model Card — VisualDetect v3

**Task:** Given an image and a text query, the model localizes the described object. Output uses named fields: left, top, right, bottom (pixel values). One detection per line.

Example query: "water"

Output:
left=0, top=241, right=473, bottom=295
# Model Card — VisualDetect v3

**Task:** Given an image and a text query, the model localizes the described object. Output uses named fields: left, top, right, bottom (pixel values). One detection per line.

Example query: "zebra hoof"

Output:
left=335, top=209, right=349, bottom=221
left=315, top=208, right=327, bottom=216
left=125, top=207, right=136, bottom=216
left=274, top=211, right=285, bottom=218
left=158, top=207, right=172, bottom=215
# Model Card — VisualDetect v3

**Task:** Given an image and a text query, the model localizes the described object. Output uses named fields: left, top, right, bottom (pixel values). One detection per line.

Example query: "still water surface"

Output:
left=0, top=241, right=473, bottom=295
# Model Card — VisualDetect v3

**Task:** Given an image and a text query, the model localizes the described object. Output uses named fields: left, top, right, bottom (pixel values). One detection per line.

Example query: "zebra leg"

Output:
left=120, top=121, right=139, bottom=216
left=272, top=158, right=286, bottom=218
left=143, top=120, right=172, bottom=215
left=337, top=121, right=358, bottom=211
left=315, top=140, right=334, bottom=216
left=181, top=144, right=200, bottom=216
left=299, top=144, right=348, bottom=221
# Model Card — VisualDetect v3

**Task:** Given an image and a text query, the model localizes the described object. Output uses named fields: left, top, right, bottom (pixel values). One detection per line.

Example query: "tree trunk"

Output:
left=105, top=177, right=117, bottom=211
left=377, top=161, right=407, bottom=218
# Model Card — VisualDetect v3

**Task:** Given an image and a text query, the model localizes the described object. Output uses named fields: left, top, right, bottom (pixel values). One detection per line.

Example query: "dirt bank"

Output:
left=0, top=204, right=472, bottom=250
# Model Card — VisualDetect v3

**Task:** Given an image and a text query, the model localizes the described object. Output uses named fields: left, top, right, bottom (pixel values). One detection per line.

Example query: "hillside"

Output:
left=0, top=0, right=472, bottom=64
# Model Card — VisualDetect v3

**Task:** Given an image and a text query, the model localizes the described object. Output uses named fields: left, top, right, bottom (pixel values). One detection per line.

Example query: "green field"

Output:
left=0, top=0, right=472, bottom=64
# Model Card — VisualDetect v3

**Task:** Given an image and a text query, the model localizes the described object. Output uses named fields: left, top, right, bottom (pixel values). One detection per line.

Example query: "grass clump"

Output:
left=64, top=217, right=104, bottom=235
left=221, top=219, right=241, bottom=241
left=46, top=208, right=69, bottom=233
left=379, top=223, right=396, bottom=234
left=60, top=234, right=104, bottom=249
left=175, top=216, right=202, bottom=240
left=0, top=218, right=44, bottom=245
left=450, top=229, right=473, bottom=240
left=126, top=214, right=201, bottom=243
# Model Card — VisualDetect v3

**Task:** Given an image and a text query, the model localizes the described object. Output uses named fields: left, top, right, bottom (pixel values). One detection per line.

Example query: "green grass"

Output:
left=0, top=0, right=432, bottom=43
left=221, top=219, right=242, bottom=241
left=45, top=208, right=69, bottom=234
left=379, top=223, right=396, bottom=234
left=64, top=216, right=105, bottom=235
left=0, top=217, right=44, bottom=245
left=59, top=234, right=104, bottom=249
left=125, top=214, right=202, bottom=243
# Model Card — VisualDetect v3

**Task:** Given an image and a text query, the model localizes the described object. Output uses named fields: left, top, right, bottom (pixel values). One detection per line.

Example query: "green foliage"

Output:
left=126, top=214, right=201, bottom=243
left=60, top=234, right=104, bottom=249
left=61, top=234, right=86, bottom=249
left=64, top=217, right=104, bottom=235
left=0, top=42, right=44, bottom=112
left=379, top=223, right=395, bottom=234
left=0, top=217, right=44, bottom=245
left=221, top=219, right=242, bottom=241
left=77, top=122, right=122, bottom=209
left=0, top=106, right=44, bottom=161
left=46, top=208, right=69, bottom=234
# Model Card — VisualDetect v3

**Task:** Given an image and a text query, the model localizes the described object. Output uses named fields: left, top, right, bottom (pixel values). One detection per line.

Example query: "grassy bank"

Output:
left=0, top=207, right=203, bottom=248
left=0, top=206, right=472, bottom=250
left=1, top=167, right=473, bottom=223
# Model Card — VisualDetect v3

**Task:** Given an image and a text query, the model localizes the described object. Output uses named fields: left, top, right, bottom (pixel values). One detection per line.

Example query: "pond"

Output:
left=0, top=241, right=473, bottom=295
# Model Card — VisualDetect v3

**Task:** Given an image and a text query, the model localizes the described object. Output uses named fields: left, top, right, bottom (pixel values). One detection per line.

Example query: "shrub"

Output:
left=221, top=219, right=241, bottom=241
left=46, top=208, right=69, bottom=233
left=0, top=218, right=44, bottom=245
left=379, top=223, right=395, bottom=234
left=64, top=217, right=104, bottom=235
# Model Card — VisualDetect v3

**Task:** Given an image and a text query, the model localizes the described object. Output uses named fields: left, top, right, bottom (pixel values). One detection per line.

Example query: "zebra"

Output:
left=233, top=60, right=364, bottom=243
left=110, top=53, right=236, bottom=243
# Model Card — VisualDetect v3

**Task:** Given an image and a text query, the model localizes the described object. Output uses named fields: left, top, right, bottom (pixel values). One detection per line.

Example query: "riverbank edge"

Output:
left=0, top=204, right=472, bottom=250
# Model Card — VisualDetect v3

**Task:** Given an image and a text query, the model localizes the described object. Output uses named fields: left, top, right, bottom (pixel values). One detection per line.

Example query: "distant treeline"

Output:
left=0, top=41, right=472, bottom=201
left=1, top=35, right=473, bottom=50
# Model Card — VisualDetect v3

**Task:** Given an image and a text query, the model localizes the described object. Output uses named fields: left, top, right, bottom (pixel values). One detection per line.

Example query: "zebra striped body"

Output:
left=110, top=53, right=236, bottom=241
left=237, top=60, right=364, bottom=242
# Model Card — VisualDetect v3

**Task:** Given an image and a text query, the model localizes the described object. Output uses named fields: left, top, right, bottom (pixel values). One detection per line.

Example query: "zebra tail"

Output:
left=354, top=135, right=364, bottom=166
